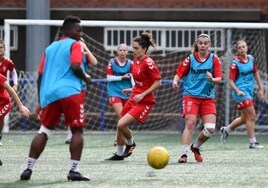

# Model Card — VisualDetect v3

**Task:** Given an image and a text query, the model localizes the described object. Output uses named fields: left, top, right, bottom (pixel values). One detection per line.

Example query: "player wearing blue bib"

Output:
left=106, top=44, right=133, bottom=146
left=220, top=40, right=264, bottom=149
left=172, top=34, right=223, bottom=163
left=21, top=15, right=91, bottom=181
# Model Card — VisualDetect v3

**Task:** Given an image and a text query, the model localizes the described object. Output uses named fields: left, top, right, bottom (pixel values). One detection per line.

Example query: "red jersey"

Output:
left=0, top=56, right=15, bottom=76
left=229, top=56, right=258, bottom=80
left=176, top=52, right=222, bottom=79
left=131, top=56, right=161, bottom=104
left=0, top=74, right=11, bottom=106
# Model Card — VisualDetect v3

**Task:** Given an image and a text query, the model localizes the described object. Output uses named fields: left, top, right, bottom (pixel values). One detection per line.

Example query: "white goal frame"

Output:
left=3, top=19, right=268, bottom=132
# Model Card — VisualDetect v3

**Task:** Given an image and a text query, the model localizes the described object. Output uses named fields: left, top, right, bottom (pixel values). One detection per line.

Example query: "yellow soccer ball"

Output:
left=147, top=146, right=169, bottom=169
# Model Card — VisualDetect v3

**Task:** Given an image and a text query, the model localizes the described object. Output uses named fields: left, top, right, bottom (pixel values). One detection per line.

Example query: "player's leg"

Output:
left=111, top=101, right=123, bottom=146
left=64, top=94, right=89, bottom=181
left=20, top=102, right=60, bottom=181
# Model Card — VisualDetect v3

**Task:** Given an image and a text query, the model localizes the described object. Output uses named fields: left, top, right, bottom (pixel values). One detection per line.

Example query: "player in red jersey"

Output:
left=106, top=32, right=161, bottom=160
left=0, top=40, right=18, bottom=145
left=172, top=34, right=223, bottom=163
left=0, top=73, right=30, bottom=165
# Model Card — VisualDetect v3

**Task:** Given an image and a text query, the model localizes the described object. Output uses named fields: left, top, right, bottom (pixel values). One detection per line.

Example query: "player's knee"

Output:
left=202, top=123, right=215, bottom=137
left=38, top=125, right=52, bottom=138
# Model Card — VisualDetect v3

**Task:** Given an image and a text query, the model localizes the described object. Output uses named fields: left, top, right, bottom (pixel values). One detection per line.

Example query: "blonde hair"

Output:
left=192, top=34, right=211, bottom=53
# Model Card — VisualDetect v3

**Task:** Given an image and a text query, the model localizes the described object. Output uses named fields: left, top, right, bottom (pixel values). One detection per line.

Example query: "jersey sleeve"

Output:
left=106, top=59, right=114, bottom=75
left=176, top=56, right=190, bottom=78
left=253, top=60, right=258, bottom=73
left=213, top=55, right=222, bottom=79
left=70, top=41, right=83, bottom=64
left=0, top=73, right=7, bottom=84
left=147, top=59, right=161, bottom=80
left=229, top=62, right=238, bottom=80
left=38, top=53, right=45, bottom=74
left=6, top=58, right=15, bottom=71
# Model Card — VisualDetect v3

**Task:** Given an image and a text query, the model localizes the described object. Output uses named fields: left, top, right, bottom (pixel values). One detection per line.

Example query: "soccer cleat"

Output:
left=122, top=142, right=136, bottom=158
left=67, top=170, right=90, bottom=181
left=20, top=169, right=32, bottom=180
left=249, top=142, right=264, bottom=149
left=65, top=139, right=71, bottom=144
left=178, top=154, right=187, bottom=163
left=190, top=144, right=203, bottom=162
left=220, top=127, right=229, bottom=144
left=105, top=153, right=124, bottom=160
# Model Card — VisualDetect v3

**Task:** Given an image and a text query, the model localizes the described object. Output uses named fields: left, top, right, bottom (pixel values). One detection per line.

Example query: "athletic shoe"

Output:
left=65, top=139, right=71, bottom=144
left=122, top=142, right=136, bottom=158
left=190, top=144, right=203, bottom=162
left=0, top=159, right=2, bottom=166
left=249, top=142, right=264, bottom=149
left=220, top=127, right=229, bottom=144
left=178, top=154, right=187, bottom=163
left=67, top=170, right=90, bottom=181
left=105, top=153, right=124, bottom=160
left=20, top=169, right=32, bottom=180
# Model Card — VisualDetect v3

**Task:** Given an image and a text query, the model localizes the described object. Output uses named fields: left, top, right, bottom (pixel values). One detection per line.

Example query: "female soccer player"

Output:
left=220, top=40, right=264, bottom=149
left=106, top=32, right=161, bottom=160
left=172, top=34, right=223, bottom=163
left=0, top=73, right=30, bottom=165
left=0, top=40, right=19, bottom=145
left=106, top=43, right=133, bottom=146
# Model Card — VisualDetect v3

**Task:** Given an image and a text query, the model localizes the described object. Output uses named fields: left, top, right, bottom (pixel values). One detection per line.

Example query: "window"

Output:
left=0, top=26, right=18, bottom=51
left=104, top=27, right=224, bottom=55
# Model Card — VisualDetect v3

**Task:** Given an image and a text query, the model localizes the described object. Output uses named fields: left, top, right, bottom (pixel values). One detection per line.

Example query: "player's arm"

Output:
left=172, top=57, right=190, bottom=90
left=209, top=55, right=222, bottom=84
left=80, top=40, right=98, bottom=65
left=253, top=61, right=264, bottom=99
left=2, top=81, right=30, bottom=118
left=229, top=63, right=244, bottom=96
left=71, top=41, right=91, bottom=84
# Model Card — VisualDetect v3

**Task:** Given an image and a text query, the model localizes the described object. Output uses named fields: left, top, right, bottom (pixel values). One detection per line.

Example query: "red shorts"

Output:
left=120, top=100, right=153, bottom=123
left=182, top=96, right=216, bottom=117
left=109, top=97, right=128, bottom=106
left=0, top=103, right=12, bottom=120
left=236, top=99, right=254, bottom=110
left=41, top=93, right=85, bottom=128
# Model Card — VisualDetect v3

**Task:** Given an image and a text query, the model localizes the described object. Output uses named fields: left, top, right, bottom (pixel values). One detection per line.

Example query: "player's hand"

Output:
left=132, top=93, right=144, bottom=103
left=34, top=104, right=42, bottom=120
left=85, top=74, right=91, bottom=85
left=172, top=81, right=179, bottom=90
left=258, top=88, right=264, bottom=100
left=122, top=88, right=132, bottom=95
left=19, top=105, right=30, bottom=118
left=122, top=73, right=132, bottom=80
left=237, top=90, right=245, bottom=97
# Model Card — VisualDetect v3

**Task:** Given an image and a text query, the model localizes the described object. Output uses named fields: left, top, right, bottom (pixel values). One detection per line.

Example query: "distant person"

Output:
left=220, top=40, right=264, bottom=149
left=20, top=15, right=91, bottom=181
left=0, top=40, right=18, bottom=145
left=106, top=32, right=161, bottom=160
left=172, top=34, right=222, bottom=163
left=0, top=73, right=30, bottom=165
left=106, top=43, right=133, bottom=146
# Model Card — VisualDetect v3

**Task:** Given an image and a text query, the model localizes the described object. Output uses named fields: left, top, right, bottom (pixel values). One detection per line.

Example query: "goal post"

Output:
left=4, top=19, right=268, bottom=133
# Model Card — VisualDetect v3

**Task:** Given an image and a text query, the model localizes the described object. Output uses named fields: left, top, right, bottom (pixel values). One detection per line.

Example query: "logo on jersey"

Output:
left=146, top=58, right=154, bottom=70
left=183, top=57, right=189, bottom=66
left=231, top=63, right=236, bottom=69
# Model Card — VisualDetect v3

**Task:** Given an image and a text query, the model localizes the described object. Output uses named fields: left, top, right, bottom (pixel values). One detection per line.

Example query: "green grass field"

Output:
left=0, top=132, right=267, bottom=188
